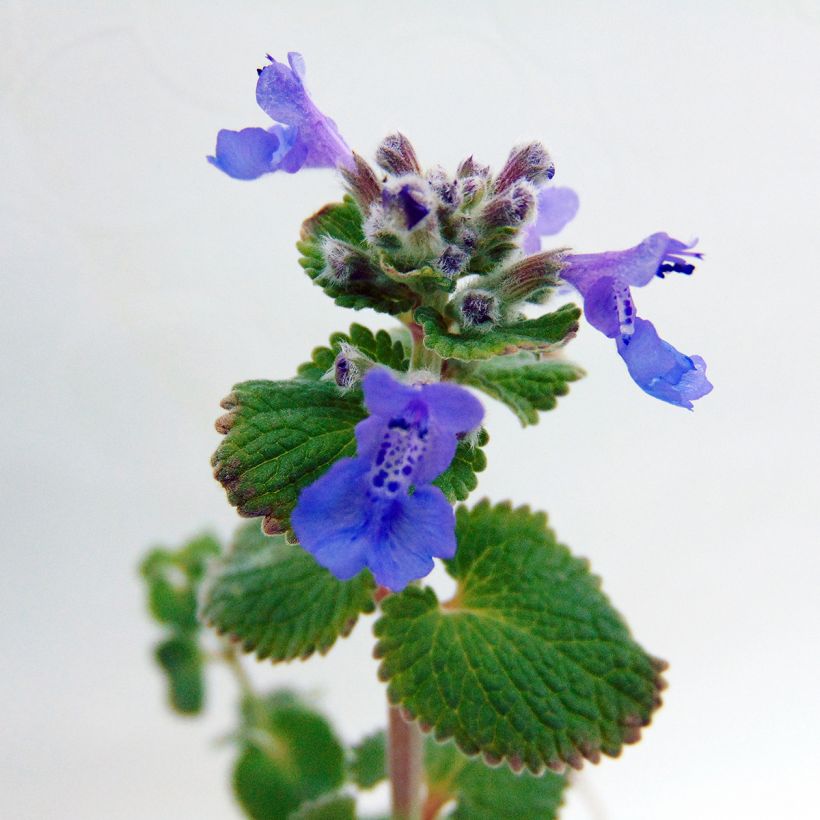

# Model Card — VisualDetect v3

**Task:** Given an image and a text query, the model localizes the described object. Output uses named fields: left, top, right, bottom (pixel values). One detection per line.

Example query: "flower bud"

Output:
left=437, top=245, right=469, bottom=278
left=457, top=156, right=490, bottom=179
left=375, top=132, right=421, bottom=176
left=340, top=153, right=382, bottom=210
left=490, top=250, right=565, bottom=301
left=333, top=351, right=360, bottom=388
left=482, top=182, right=536, bottom=227
left=427, top=166, right=461, bottom=211
left=320, top=237, right=371, bottom=283
left=381, top=178, right=432, bottom=230
left=494, top=142, right=555, bottom=193
left=455, top=289, right=501, bottom=330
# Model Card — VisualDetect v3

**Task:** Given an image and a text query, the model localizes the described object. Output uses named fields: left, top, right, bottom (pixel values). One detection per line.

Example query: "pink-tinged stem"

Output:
left=388, top=705, right=423, bottom=820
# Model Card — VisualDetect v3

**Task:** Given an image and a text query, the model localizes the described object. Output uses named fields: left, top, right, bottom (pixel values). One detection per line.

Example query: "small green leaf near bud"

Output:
left=154, top=635, right=205, bottom=715
left=415, top=303, right=581, bottom=362
left=432, top=429, right=489, bottom=503
left=289, top=795, right=356, bottom=820
left=349, top=731, right=387, bottom=790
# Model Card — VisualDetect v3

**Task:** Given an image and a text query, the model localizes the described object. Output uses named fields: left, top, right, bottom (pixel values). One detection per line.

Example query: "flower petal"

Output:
left=290, top=458, right=372, bottom=579
left=207, top=127, right=286, bottom=180
left=365, top=486, right=456, bottom=590
left=361, top=369, right=417, bottom=419
left=420, top=382, right=485, bottom=434
left=522, top=186, right=579, bottom=253
left=616, top=317, right=713, bottom=409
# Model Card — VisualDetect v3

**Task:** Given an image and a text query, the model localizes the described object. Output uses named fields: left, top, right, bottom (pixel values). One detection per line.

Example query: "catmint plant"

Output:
left=140, top=51, right=712, bottom=820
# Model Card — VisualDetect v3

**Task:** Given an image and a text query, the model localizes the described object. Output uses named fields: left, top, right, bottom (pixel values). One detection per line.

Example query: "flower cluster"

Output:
left=291, top=369, right=484, bottom=590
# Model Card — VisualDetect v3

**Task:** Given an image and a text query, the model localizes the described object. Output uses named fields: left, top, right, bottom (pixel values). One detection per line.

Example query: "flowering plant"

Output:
left=140, top=52, right=711, bottom=819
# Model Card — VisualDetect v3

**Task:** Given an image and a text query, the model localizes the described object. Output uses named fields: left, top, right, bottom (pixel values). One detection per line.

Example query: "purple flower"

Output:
left=290, top=369, right=484, bottom=590
left=208, top=52, right=351, bottom=180
left=560, top=233, right=713, bottom=409
left=522, top=186, right=580, bottom=253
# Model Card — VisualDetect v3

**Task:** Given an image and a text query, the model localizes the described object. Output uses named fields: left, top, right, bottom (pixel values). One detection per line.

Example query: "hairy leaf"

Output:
left=298, top=197, right=416, bottom=315
left=202, top=523, right=375, bottom=662
left=414, top=304, right=580, bottom=361
left=233, top=692, right=345, bottom=820
left=374, top=500, right=667, bottom=773
left=457, top=354, right=584, bottom=425
left=213, top=380, right=366, bottom=534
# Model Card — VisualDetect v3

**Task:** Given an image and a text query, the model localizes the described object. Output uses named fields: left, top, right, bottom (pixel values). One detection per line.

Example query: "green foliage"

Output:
left=425, top=738, right=566, bottom=820
left=348, top=732, right=387, bottom=790
left=202, top=523, right=375, bottom=663
left=432, top=429, right=489, bottom=503
left=297, top=323, right=409, bottom=382
left=455, top=354, right=584, bottom=425
left=154, top=636, right=204, bottom=714
left=233, top=692, right=345, bottom=820
left=289, top=795, right=356, bottom=820
left=374, top=500, right=667, bottom=773
left=140, top=533, right=220, bottom=715
left=414, top=304, right=581, bottom=362
left=297, top=197, right=416, bottom=315
left=212, top=380, right=366, bottom=534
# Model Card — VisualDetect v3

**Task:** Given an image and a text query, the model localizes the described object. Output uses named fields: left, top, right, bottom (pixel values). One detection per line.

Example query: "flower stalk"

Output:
left=388, top=705, right=424, bottom=820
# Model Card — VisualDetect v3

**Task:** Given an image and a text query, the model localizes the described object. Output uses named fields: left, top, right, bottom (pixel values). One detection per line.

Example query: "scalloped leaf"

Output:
left=212, top=380, right=366, bottom=534
left=432, top=429, right=489, bottom=502
left=374, top=500, right=666, bottom=773
left=458, top=354, right=584, bottom=425
left=414, top=304, right=581, bottom=361
left=202, top=523, right=375, bottom=662
left=297, top=323, right=409, bottom=382
left=233, top=691, right=345, bottom=820
left=426, top=738, right=567, bottom=820
left=297, top=197, right=416, bottom=315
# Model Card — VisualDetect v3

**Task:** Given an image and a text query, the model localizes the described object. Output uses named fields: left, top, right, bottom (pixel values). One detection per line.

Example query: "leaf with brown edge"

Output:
left=373, top=500, right=667, bottom=774
left=212, top=380, right=366, bottom=534
left=202, top=523, right=375, bottom=663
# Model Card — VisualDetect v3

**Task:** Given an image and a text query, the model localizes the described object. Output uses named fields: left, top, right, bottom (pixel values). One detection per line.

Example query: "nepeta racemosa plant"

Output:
left=141, top=52, right=712, bottom=820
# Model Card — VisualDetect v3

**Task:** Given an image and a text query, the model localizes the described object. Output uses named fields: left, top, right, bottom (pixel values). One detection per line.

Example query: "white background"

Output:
left=2, top=1, right=819, bottom=818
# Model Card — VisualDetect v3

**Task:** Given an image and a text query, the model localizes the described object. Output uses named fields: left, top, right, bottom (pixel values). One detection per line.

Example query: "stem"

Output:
left=388, top=706, right=423, bottom=820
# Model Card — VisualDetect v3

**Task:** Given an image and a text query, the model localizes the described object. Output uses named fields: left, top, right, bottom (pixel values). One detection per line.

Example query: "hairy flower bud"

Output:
left=375, top=132, right=421, bottom=176
left=427, top=166, right=461, bottom=211
left=494, top=142, right=555, bottom=193
left=320, top=237, right=371, bottom=283
left=457, top=155, right=490, bottom=179
left=333, top=353, right=359, bottom=388
left=482, top=182, right=536, bottom=227
left=437, top=245, right=469, bottom=278
left=490, top=250, right=565, bottom=301
left=455, top=289, right=501, bottom=330
left=341, top=153, right=382, bottom=210
left=381, top=178, right=432, bottom=230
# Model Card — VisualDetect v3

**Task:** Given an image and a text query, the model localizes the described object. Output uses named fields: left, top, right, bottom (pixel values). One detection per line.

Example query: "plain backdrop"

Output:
left=2, top=1, right=819, bottom=818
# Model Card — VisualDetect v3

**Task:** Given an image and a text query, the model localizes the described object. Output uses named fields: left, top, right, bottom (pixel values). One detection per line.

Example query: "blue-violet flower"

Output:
left=560, top=233, right=713, bottom=408
left=208, top=52, right=351, bottom=180
left=291, top=368, right=484, bottom=590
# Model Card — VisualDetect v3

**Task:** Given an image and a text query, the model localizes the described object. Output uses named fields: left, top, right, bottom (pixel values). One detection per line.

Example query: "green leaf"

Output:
left=457, top=354, right=584, bottom=425
left=425, top=738, right=567, bottom=820
left=374, top=500, right=667, bottom=773
left=297, top=323, right=409, bottom=382
left=289, top=795, right=356, bottom=820
left=202, top=523, right=375, bottom=662
left=213, top=380, right=366, bottom=534
left=154, top=635, right=204, bottom=715
left=348, top=731, right=387, bottom=790
left=298, top=197, right=416, bottom=315
left=140, top=534, right=222, bottom=631
left=432, top=429, right=489, bottom=503
left=234, top=691, right=345, bottom=820
left=414, top=304, right=581, bottom=362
